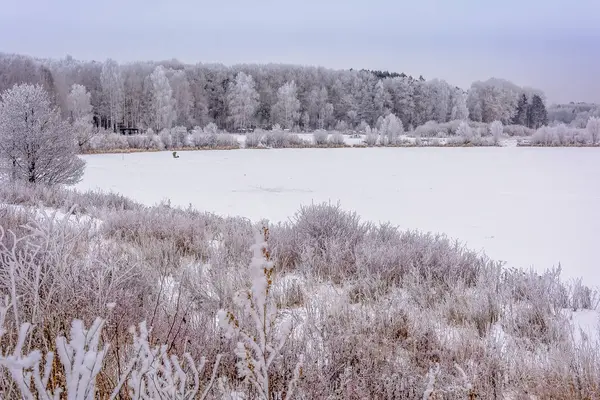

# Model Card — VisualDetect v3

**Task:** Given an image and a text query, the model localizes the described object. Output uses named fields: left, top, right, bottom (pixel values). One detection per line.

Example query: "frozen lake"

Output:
left=77, top=147, right=600, bottom=285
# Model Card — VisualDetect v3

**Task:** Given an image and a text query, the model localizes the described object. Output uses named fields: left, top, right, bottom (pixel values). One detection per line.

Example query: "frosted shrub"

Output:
left=313, top=130, right=328, bottom=145
left=289, top=202, right=368, bottom=279
left=504, top=124, right=534, bottom=137
left=335, top=120, right=349, bottom=132
left=218, top=228, right=303, bottom=400
left=171, top=126, right=188, bottom=148
left=490, top=120, right=503, bottom=145
left=358, top=121, right=370, bottom=133
left=159, top=129, right=172, bottom=149
left=245, top=131, right=263, bottom=148
left=587, top=116, right=600, bottom=144
left=530, top=125, right=590, bottom=146
left=364, top=127, right=378, bottom=146
left=215, top=133, right=238, bottom=148
left=148, top=132, right=164, bottom=150
left=111, top=321, right=221, bottom=399
left=414, top=120, right=445, bottom=137
left=204, top=122, right=218, bottom=134
left=192, top=132, right=216, bottom=148
left=89, top=132, right=129, bottom=151
left=456, top=121, right=473, bottom=141
left=264, top=129, right=291, bottom=148
left=329, top=132, right=345, bottom=146
left=126, top=134, right=151, bottom=149
left=0, top=302, right=108, bottom=399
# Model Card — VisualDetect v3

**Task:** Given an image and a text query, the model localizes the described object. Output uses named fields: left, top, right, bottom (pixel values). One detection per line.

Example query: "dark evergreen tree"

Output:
left=512, top=93, right=529, bottom=126
left=527, top=94, right=548, bottom=129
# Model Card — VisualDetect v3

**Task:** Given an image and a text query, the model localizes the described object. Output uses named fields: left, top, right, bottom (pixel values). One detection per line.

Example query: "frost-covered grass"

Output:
left=0, top=184, right=599, bottom=398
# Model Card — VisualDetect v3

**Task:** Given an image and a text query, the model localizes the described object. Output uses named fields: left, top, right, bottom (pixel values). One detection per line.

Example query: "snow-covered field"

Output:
left=77, top=147, right=600, bottom=286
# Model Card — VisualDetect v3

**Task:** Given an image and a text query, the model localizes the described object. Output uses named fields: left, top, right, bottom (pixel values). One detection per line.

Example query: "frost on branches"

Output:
left=0, top=298, right=221, bottom=399
left=217, top=228, right=303, bottom=400
left=0, top=297, right=107, bottom=400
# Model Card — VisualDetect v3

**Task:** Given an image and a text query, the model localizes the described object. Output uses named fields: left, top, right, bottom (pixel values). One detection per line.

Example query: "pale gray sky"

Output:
left=1, top=0, right=598, bottom=103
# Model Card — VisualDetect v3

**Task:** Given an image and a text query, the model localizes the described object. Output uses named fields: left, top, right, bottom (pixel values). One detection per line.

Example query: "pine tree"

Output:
left=527, top=94, right=547, bottom=129
left=512, top=93, right=528, bottom=126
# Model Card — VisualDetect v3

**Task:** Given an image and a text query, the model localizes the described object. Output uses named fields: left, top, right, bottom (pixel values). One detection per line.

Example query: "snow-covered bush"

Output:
left=264, top=129, right=290, bottom=148
left=313, top=130, right=328, bottom=145
left=329, top=132, right=345, bottom=146
left=587, top=116, right=600, bottom=145
left=204, top=122, right=219, bottom=134
left=490, top=120, right=503, bottom=144
left=170, top=125, right=188, bottom=148
left=215, top=133, right=238, bottom=148
left=335, top=120, right=349, bottom=132
left=364, top=127, right=378, bottom=146
left=218, top=229, right=303, bottom=400
left=504, top=124, right=534, bottom=137
left=89, top=132, right=129, bottom=152
left=530, top=125, right=590, bottom=146
left=245, top=131, right=263, bottom=148
left=159, top=129, right=172, bottom=149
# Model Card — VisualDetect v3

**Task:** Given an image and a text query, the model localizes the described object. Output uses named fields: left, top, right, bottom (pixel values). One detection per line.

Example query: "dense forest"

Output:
left=0, top=52, right=567, bottom=133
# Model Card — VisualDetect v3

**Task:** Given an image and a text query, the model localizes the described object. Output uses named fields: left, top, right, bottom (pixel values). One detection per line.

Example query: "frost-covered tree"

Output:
left=0, top=84, right=85, bottom=184
left=272, top=80, right=300, bottom=129
left=100, top=59, right=123, bottom=131
left=67, top=84, right=94, bottom=149
left=150, top=66, right=176, bottom=131
left=467, top=79, right=521, bottom=124
left=373, top=80, right=390, bottom=121
left=67, top=84, right=93, bottom=122
left=169, top=69, right=193, bottom=127
left=427, top=79, right=452, bottom=122
left=450, top=89, right=469, bottom=120
left=227, top=72, right=259, bottom=131
left=456, top=121, right=473, bottom=140
left=490, top=120, right=503, bottom=144
left=586, top=116, right=600, bottom=144
left=380, top=113, right=403, bottom=144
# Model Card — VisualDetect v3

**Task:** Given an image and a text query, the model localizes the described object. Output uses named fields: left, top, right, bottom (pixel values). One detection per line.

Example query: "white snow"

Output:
left=76, top=147, right=600, bottom=286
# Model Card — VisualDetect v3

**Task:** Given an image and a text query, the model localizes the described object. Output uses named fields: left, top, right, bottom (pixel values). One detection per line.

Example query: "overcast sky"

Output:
left=1, top=0, right=598, bottom=103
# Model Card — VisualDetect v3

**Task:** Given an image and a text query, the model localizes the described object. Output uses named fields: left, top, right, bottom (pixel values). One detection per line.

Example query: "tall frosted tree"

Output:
left=272, top=80, right=300, bottom=129
left=67, top=84, right=93, bottom=122
left=380, top=113, right=403, bottom=144
left=450, top=89, right=469, bottom=120
left=150, top=65, right=176, bottom=131
left=169, top=69, right=193, bottom=127
left=373, top=80, right=390, bottom=122
left=100, top=59, right=123, bottom=131
left=0, top=84, right=85, bottom=184
left=227, top=72, right=259, bottom=131
left=67, top=84, right=94, bottom=149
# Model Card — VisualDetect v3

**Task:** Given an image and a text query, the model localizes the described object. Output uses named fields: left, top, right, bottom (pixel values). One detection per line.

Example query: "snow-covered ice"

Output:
left=77, top=147, right=600, bottom=286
